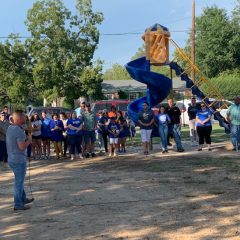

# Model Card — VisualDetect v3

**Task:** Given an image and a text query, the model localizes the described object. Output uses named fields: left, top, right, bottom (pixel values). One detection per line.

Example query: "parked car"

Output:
left=26, top=106, right=72, bottom=117
left=91, top=99, right=130, bottom=116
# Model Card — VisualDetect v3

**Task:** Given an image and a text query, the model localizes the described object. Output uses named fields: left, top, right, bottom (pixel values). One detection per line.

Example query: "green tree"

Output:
left=208, top=68, right=240, bottom=99
left=0, top=35, right=40, bottom=106
left=230, top=0, right=240, bottom=67
left=78, top=60, right=103, bottom=100
left=194, top=6, right=237, bottom=78
left=103, top=63, right=131, bottom=80
left=25, top=0, right=103, bottom=103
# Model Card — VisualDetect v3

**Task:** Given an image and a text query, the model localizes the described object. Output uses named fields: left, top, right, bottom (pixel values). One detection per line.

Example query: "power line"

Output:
left=0, top=30, right=192, bottom=39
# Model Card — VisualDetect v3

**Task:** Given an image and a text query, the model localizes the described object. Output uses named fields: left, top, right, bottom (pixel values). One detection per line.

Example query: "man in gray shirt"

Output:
left=6, top=110, right=34, bottom=210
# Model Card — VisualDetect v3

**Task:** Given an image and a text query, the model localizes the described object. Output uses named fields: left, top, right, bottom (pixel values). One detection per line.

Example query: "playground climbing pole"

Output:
left=170, top=39, right=229, bottom=113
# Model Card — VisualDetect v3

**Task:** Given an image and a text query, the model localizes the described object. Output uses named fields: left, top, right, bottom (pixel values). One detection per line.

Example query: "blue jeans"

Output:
left=169, top=124, right=183, bottom=150
left=158, top=124, right=168, bottom=150
left=8, top=162, right=27, bottom=208
left=230, top=124, right=240, bottom=149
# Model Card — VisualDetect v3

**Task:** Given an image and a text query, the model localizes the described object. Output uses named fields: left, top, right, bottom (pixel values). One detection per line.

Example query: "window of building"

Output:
left=128, top=92, right=139, bottom=101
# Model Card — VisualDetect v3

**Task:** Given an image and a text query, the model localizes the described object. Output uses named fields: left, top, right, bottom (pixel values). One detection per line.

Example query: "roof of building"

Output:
left=102, top=77, right=187, bottom=93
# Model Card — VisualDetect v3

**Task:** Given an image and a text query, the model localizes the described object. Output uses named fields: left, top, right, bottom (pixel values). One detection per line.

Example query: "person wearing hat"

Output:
left=226, top=96, right=240, bottom=151
left=188, top=96, right=200, bottom=146
left=0, top=111, right=10, bottom=163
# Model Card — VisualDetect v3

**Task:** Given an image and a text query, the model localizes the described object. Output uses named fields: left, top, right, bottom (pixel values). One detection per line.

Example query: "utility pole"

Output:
left=191, top=0, right=195, bottom=81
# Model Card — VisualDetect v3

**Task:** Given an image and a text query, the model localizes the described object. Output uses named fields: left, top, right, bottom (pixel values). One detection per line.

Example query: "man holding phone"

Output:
left=6, top=110, right=34, bottom=211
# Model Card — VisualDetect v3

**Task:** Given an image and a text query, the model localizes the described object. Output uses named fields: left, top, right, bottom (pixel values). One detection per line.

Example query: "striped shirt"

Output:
left=227, top=104, right=240, bottom=125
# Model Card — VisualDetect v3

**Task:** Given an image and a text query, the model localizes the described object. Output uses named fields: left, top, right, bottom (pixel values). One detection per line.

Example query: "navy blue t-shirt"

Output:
left=108, top=122, right=120, bottom=138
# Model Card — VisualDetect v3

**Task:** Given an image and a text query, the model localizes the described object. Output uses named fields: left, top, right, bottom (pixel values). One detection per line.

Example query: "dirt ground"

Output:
left=1, top=141, right=240, bottom=240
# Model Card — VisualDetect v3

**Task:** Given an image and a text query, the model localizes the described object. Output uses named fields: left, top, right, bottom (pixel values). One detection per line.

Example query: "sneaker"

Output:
left=86, top=153, right=90, bottom=158
left=14, top=205, right=31, bottom=211
left=24, top=198, right=34, bottom=205
left=79, top=154, right=83, bottom=159
left=70, top=154, right=74, bottom=160
left=208, top=148, right=212, bottom=151
left=197, top=148, right=202, bottom=151
left=91, top=153, right=96, bottom=158
left=177, top=148, right=184, bottom=152
left=165, top=150, right=168, bottom=153
left=109, top=153, right=113, bottom=157
left=113, top=152, right=118, bottom=157
left=162, top=150, right=166, bottom=154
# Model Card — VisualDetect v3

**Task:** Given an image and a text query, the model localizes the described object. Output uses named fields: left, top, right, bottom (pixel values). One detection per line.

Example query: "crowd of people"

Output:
left=137, top=96, right=240, bottom=154
left=0, top=97, right=240, bottom=164
left=1, top=96, right=240, bottom=211
left=0, top=103, right=136, bottom=163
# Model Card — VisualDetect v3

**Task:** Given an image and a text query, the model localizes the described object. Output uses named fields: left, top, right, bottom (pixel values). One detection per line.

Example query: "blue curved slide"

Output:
left=125, top=57, right=230, bottom=133
left=125, top=56, right=172, bottom=123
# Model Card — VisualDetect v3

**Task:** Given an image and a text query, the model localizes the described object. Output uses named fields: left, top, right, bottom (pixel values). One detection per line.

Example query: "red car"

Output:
left=91, top=99, right=130, bottom=116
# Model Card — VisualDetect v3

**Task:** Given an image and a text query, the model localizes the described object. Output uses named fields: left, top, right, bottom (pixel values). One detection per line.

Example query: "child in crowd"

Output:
left=116, top=110, right=127, bottom=153
left=108, top=117, right=120, bottom=157
left=97, top=110, right=109, bottom=153
left=96, top=110, right=104, bottom=150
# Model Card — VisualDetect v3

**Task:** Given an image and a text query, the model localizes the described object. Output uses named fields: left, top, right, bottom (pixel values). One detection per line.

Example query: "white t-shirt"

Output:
left=32, top=120, right=42, bottom=136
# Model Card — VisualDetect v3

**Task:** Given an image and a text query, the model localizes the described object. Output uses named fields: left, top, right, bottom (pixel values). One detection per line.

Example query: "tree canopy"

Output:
left=0, top=0, right=103, bottom=108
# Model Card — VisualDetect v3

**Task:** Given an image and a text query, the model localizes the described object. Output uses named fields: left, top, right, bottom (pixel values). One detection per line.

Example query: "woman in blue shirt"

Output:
left=67, top=111, right=83, bottom=160
left=156, top=106, right=171, bottom=153
left=50, top=113, right=64, bottom=159
left=41, top=111, right=51, bottom=159
left=196, top=103, right=212, bottom=151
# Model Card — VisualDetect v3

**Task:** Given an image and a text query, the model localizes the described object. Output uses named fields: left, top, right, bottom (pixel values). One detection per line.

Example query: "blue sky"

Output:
left=0, top=0, right=236, bottom=71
